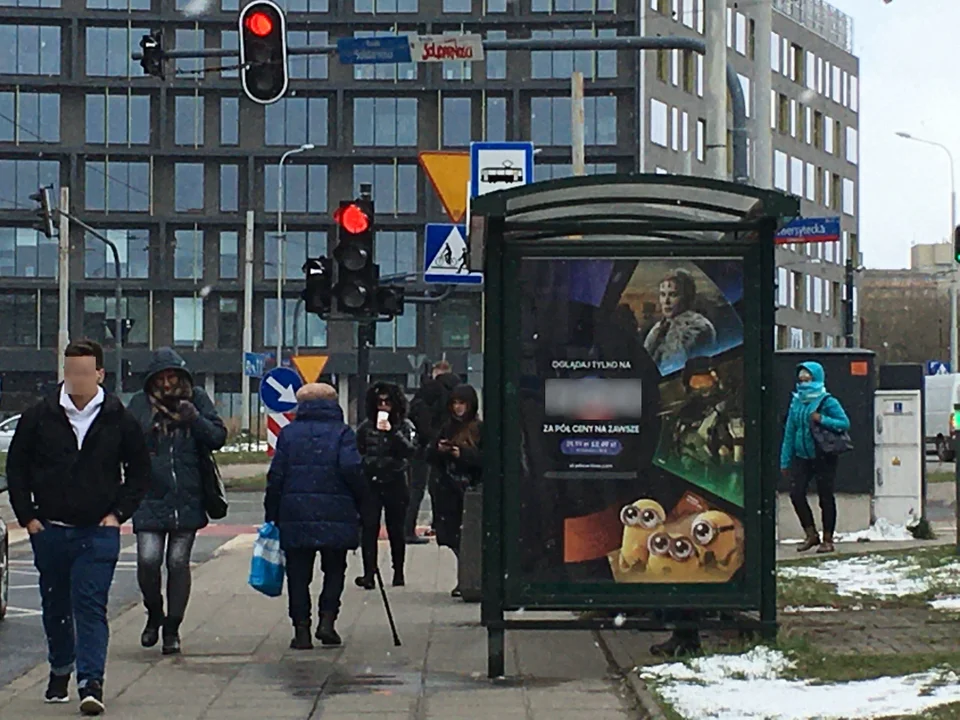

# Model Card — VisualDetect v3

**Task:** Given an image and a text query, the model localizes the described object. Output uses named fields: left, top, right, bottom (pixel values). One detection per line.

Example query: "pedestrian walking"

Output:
left=355, top=382, right=417, bottom=590
left=127, top=348, right=227, bottom=655
left=428, top=384, right=482, bottom=598
left=264, top=383, right=365, bottom=650
left=4, top=339, right=151, bottom=715
left=781, top=360, right=850, bottom=554
left=408, top=360, right=461, bottom=543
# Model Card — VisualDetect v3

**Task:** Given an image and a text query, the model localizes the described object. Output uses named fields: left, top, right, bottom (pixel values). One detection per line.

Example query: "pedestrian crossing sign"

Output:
left=423, top=223, right=483, bottom=285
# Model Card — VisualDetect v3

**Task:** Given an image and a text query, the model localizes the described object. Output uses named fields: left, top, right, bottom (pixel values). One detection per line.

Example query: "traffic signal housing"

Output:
left=30, top=186, right=55, bottom=239
left=239, top=0, right=288, bottom=105
left=302, top=257, right=333, bottom=317
left=139, top=30, right=165, bottom=79
left=955, top=225, right=960, bottom=263
left=333, top=199, right=377, bottom=316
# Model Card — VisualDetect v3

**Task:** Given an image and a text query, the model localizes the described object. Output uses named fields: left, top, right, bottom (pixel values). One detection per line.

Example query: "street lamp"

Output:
left=275, top=143, right=315, bottom=365
left=896, top=131, right=957, bottom=370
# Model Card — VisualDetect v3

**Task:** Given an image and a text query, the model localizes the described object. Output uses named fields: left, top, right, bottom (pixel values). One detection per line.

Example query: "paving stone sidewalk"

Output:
left=0, top=538, right=640, bottom=720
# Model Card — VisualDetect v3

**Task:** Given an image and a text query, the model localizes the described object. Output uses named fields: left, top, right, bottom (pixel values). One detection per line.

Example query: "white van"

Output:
left=925, top=373, right=960, bottom=461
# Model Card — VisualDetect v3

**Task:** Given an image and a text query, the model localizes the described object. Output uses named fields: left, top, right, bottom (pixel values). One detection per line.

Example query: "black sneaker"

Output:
left=44, top=673, right=70, bottom=704
left=79, top=681, right=105, bottom=716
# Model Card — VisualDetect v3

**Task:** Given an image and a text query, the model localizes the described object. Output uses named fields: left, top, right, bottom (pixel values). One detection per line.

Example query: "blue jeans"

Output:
left=30, top=523, right=121, bottom=687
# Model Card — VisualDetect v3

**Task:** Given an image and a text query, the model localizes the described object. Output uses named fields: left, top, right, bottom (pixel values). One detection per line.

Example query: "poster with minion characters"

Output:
left=514, top=257, right=747, bottom=586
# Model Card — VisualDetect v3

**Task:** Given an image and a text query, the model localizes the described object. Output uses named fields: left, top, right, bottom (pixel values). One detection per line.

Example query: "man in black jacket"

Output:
left=5, top=339, right=151, bottom=716
left=355, top=382, right=417, bottom=589
left=406, top=360, right=461, bottom=543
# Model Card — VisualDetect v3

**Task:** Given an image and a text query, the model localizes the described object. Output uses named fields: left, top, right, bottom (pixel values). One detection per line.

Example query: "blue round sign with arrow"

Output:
left=260, top=366, right=303, bottom=413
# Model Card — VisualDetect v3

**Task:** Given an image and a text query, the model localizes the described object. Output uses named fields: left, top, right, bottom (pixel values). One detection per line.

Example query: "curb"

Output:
left=594, top=629, right=670, bottom=720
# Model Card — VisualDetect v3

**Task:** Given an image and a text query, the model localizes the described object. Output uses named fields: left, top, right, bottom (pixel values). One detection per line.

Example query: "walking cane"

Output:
left=373, top=567, right=402, bottom=646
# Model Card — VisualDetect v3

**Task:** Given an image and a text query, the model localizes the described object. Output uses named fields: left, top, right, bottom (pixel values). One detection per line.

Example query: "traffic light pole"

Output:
left=52, top=209, right=124, bottom=393
left=356, top=320, right=376, bottom=421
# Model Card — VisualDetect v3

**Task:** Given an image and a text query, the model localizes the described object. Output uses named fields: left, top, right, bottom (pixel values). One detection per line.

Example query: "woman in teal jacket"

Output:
left=780, top=361, right=850, bottom=554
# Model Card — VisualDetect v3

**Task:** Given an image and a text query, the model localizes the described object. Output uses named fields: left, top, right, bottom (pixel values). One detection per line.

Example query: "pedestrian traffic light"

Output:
left=954, top=225, right=960, bottom=263
left=376, top=286, right=406, bottom=319
left=302, top=257, right=333, bottom=317
left=30, top=186, right=55, bottom=239
left=139, top=30, right=165, bottom=80
left=333, top=199, right=377, bottom=316
left=239, top=0, right=288, bottom=105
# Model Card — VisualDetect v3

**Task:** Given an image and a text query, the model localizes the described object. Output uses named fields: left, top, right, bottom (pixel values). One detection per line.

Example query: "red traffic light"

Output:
left=334, top=203, right=371, bottom=234
left=244, top=11, right=274, bottom=36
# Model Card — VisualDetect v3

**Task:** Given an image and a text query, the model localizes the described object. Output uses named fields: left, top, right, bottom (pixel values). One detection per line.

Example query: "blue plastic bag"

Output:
left=249, top=522, right=285, bottom=597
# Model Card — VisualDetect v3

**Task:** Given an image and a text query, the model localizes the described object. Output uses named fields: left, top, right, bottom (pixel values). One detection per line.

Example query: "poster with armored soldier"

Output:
left=515, top=256, right=746, bottom=586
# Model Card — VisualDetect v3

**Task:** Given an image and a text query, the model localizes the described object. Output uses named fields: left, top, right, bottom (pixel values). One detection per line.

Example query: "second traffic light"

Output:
left=333, top=199, right=377, bottom=316
left=30, top=186, right=55, bottom=239
left=239, top=0, right=288, bottom=105
left=955, top=225, right=960, bottom=263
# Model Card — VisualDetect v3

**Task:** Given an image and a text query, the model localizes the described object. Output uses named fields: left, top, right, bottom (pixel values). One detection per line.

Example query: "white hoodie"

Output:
left=59, top=384, right=105, bottom=449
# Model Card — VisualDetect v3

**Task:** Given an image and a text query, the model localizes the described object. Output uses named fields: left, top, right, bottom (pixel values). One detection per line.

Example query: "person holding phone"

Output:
left=355, top=382, right=417, bottom=589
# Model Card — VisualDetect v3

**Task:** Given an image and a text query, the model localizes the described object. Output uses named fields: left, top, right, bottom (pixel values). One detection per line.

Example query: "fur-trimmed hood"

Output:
left=643, top=310, right=717, bottom=368
left=364, top=381, right=408, bottom=424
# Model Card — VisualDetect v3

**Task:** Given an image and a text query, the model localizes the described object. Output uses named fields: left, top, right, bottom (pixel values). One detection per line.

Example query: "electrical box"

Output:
left=873, top=390, right=922, bottom=527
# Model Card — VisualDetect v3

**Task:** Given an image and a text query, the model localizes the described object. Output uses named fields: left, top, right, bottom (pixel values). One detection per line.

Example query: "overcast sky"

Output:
left=826, top=0, right=960, bottom=268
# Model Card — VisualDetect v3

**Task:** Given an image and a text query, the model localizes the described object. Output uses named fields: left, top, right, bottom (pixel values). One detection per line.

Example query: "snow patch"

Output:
left=779, top=519, right=915, bottom=546
left=930, top=597, right=960, bottom=612
left=217, top=442, right=269, bottom=453
left=779, top=553, right=960, bottom=598
left=641, top=648, right=960, bottom=720
left=782, top=606, right=840, bottom=614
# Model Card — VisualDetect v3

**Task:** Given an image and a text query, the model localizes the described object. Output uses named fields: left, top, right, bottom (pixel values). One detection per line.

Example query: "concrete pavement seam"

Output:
left=593, top=630, right=668, bottom=720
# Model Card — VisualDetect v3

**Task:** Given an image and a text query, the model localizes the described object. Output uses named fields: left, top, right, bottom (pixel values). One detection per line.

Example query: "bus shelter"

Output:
left=470, top=174, right=800, bottom=678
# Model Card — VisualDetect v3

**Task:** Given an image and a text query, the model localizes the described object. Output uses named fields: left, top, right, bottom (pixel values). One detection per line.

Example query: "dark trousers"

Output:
left=790, top=455, right=839, bottom=535
left=31, top=523, right=120, bottom=687
left=360, top=477, right=409, bottom=576
left=284, top=547, right=348, bottom=623
left=404, top=457, right=430, bottom=537
left=136, top=530, right=197, bottom=624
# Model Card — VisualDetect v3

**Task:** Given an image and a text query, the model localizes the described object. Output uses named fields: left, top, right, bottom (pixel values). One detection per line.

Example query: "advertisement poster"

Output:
left=515, top=257, right=746, bottom=586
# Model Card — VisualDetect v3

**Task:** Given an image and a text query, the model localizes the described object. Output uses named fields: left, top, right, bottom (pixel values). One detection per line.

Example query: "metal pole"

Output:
left=844, top=258, right=855, bottom=348
left=753, top=0, right=773, bottom=188
left=57, top=186, right=70, bottom=380
left=571, top=71, right=586, bottom=177
left=704, top=1, right=728, bottom=179
left=293, top=297, right=304, bottom=357
left=356, top=321, right=374, bottom=425
left=242, top=210, right=254, bottom=436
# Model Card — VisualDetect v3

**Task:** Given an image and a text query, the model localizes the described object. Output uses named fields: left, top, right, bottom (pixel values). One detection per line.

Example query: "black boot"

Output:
left=161, top=617, right=182, bottom=655
left=392, top=568, right=405, bottom=587
left=290, top=622, right=313, bottom=650
left=315, top=612, right=342, bottom=647
left=140, top=610, right=164, bottom=649
left=650, top=631, right=702, bottom=658
left=354, top=574, right=375, bottom=590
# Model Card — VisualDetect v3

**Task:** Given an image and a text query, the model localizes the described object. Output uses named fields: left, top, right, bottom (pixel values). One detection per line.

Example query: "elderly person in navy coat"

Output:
left=264, top=383, right=365, bottom=650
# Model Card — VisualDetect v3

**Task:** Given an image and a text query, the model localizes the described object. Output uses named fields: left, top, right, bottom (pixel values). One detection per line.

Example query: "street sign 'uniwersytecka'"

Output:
left=774, top=216, right=840, bottom=244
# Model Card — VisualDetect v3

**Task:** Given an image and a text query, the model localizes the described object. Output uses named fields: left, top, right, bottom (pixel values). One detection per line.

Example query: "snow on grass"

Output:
left=929, top=597, right=960, bottom=612
left=216, top=442, right=269, bottom=453
left=779, top=552, right=960, bottom=599
left=779, top=519, right=915, bottom=545
left=781, top=606, right=841, bottom=614
left=641, top=647, right=960, bottom=720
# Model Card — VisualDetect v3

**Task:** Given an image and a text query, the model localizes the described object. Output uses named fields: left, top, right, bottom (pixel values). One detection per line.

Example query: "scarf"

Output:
left=148, top=373, right=193, bottom=435
left=793, top=380, right=826, bottom=405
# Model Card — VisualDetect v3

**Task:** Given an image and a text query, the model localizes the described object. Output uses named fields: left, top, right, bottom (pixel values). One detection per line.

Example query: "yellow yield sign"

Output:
left=419, top=151, right=470, bottom=223
left=291, top=355, right=329, bottom=383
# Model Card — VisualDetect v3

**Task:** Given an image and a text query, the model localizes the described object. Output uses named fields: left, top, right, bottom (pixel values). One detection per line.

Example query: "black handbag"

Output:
left=810, top=396, right=854, bottom=456
left=198, top=450, right=229, bottom=520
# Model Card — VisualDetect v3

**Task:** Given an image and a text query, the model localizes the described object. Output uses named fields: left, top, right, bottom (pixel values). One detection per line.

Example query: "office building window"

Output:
left=442, top=97, right=471, bottom=147
left=650, top=99, right=668, bottom=147
left=805, top=162, right=815, bottom=201
left=485, top=30, right=506, bottom=80
left=4, top=0, right=61, bottom=6
left=355, top=0, right=416, bottom=11
left=0, top=227, right=57, bottom=278
left=0, top=292, right=37, bottom=346
left=353, top=165, right=417, bottom=215
left=774, top=151, right=787, bottom=191
left=0, top=159, right=59, bottom=211
left=173, top=296, right=204, bottom=346
left=531, top=0, right=613, bottom=11
left=486, top=96, right=506, bottom=141
left=530, top=96, right=616, bottom=147
left=218, top=297, right=241, bottom=349
left=353, top=98, right=418, bottom=147
left=175, top=95, right=204, bottom=147
left=696, top=118, right=705, bottom=161
left=264, top=230, right=326, bottom=280
left=220, top=30, right=239, bottom=78
left=85, top=92, right=149, bottom=146
left=288, top=31, right=329, bottom=78
left=84, top=229, right=149, bottom=279
left=439, top=32, right=473, bottom=80
left=374, top=230, right=417, bottom=348
left=440, top=299, right=474, bottom=348
left=790, top=157, right=803, bottom=196
left=174, top=30, right=204, bottom=76
left=265, top=97, right=328, bottom=146
left=220, top=97, right=239, bottom=145
left=849, top=76, right=858, bottom=112
left=0, top=25, right=61, bottom=76
left=219, top=231, right=239, bottom=279
left=352, top=30, right=417, bottom=80
left=173, top=229, right=204, bottom=280
left=220, top=164, right=239, bottom=212
left=530, top=29, right=616, bottom=80
left=846, top=126, right=858, bottom=165
left=266, top=0, right=329, bottom=11
left=263, top=164, right=327, bottom=213
left=536, top=163, right=616, bottom=181
left=842, top=178, right=855, bottom=216
left=443, top=0, right=469, bottom=10
left=82, top=294, right=149, bottom=347
left=263, top=297, right=327, bottom=347
left=0, top=91, right=59, bottom=143
left=737, top=74, right=751, bottom=117
left=175, top=163, right=204, bottom=212
left=83, top=160, right=148, bottom=212
left=85, top=27, right=147, bottom=77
